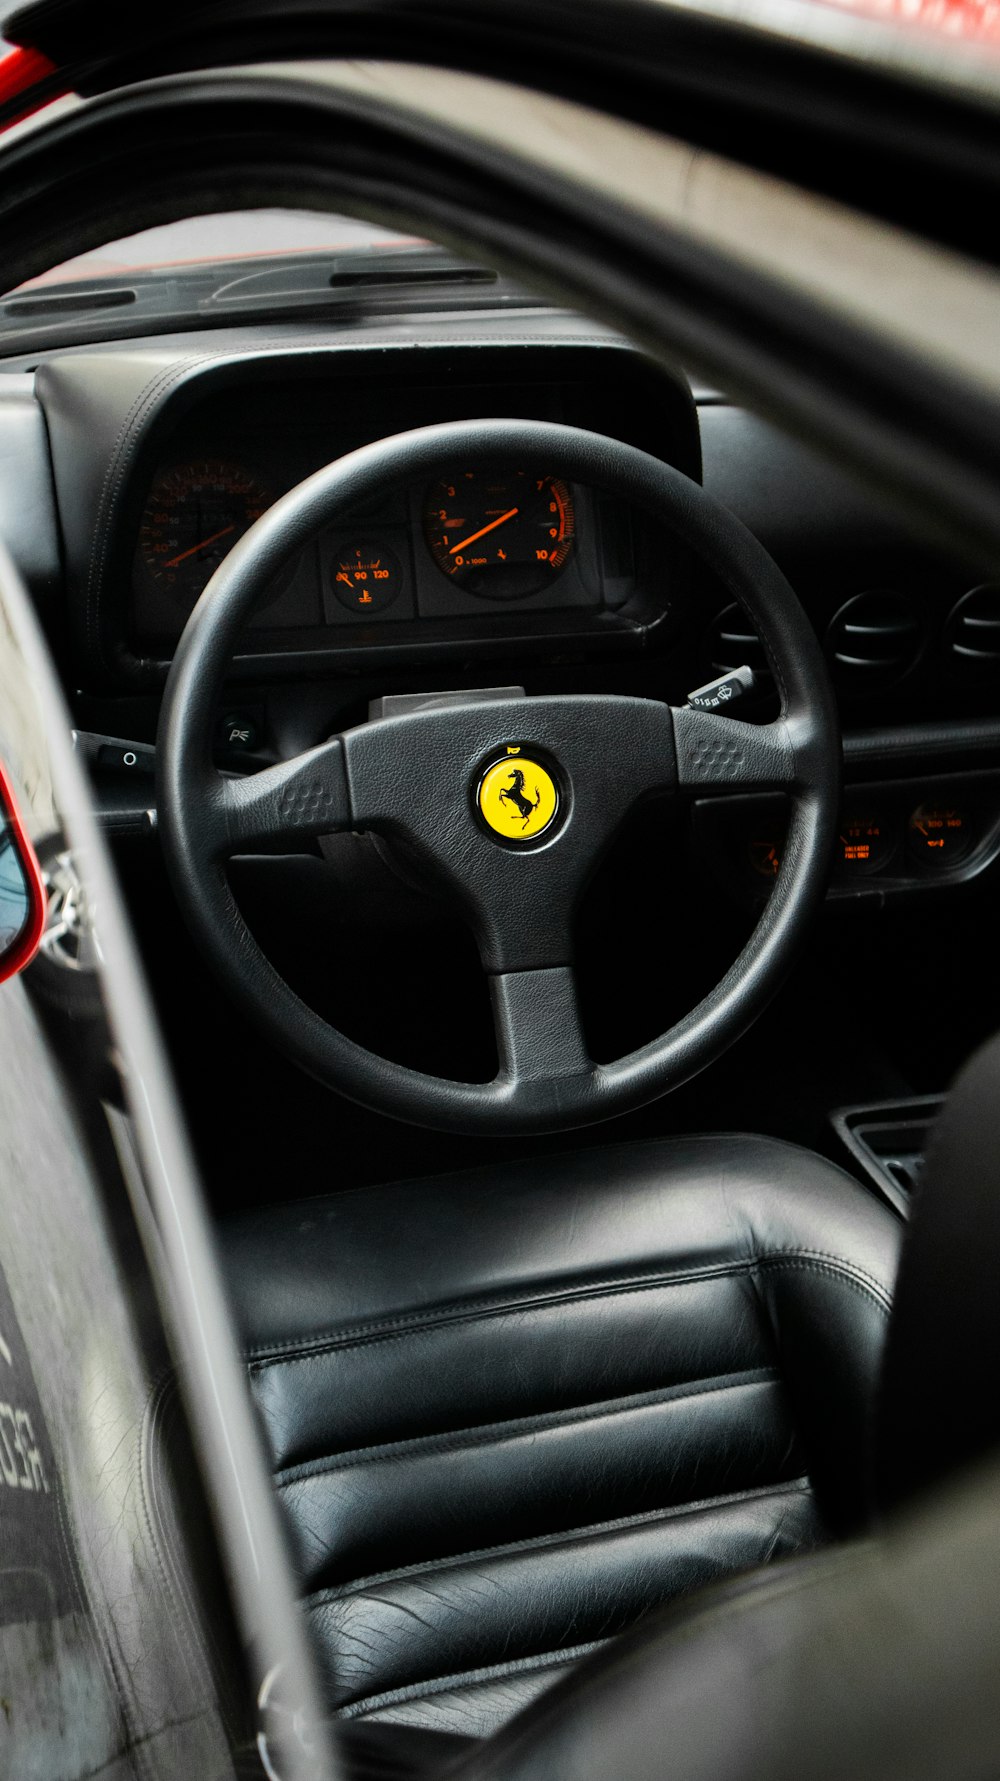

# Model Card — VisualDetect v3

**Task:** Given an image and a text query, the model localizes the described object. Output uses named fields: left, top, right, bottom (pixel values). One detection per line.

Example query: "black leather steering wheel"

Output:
left=157, top=419, right=839, bottom=1134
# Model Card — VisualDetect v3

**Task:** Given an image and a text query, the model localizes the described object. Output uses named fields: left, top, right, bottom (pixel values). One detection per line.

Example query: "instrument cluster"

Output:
left=746, top=799, right=977, bottom=886
left=131, top=453, right=615, bottom=644
left=692, top=772, right=1000, bottom=912
left=119, top=345, right=702, bottom=664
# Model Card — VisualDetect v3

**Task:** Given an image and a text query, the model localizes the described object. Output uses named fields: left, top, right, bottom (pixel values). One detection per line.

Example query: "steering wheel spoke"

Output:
left=491, top=965, right=592, bottom=1087
left=672, top=708, right=796, bottom=792
left=207, top=739, right=350, bottom=856
left=158, top=416, right=838, bottom=1134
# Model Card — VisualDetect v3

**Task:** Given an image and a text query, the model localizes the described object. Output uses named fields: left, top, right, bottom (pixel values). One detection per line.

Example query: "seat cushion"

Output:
left=444, top=1461, right=1000, bottom=1781
left=220, top=1134, right=901, bottom=1739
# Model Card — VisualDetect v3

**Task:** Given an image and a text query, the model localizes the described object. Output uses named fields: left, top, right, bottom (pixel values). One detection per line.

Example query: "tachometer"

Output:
left=423, top=469, right=576, bottom=600
left=137, top=459, right=274, bottom=603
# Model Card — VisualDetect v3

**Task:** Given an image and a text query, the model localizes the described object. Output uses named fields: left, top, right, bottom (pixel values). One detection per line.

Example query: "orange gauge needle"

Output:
left=164, top=524, right=236, bottom=569
left=449, top=507, right=519, bottom=555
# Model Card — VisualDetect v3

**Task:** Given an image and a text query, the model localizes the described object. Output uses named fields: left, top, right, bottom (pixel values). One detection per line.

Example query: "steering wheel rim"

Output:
left=157, top=418, right=839, bottom=1135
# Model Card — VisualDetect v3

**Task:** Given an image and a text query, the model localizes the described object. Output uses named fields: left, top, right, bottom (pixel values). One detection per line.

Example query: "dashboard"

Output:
left=136, top=456, right=594, bottom=633
left=4, top=311, right=1000, bottom=916
left=103, top=343, right=696, bottom=671
left=131, top=417, right=612, bottom=645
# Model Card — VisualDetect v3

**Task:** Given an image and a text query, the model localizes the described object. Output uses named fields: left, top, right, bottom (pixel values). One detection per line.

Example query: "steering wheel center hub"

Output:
left=476, top=750, right=560, bottom=843
left=157, top=416, right=838, bottom=1133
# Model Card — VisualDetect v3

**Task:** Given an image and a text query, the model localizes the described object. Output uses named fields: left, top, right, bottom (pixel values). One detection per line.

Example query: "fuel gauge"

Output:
left=907, top=803, right=973, bottom=867
left=838, top=813, right=891, bottom=875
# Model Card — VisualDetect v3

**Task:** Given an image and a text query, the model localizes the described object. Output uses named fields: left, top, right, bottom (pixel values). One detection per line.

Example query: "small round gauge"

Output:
left=331, top=544, right=403, bottom=615
left=749, top=837, right=783, bottom=879
left=423, top=469, right=576, bottom=600
left=907, top=803, right=973, bottom=867
left=137, top=459, right=275, bottom=603
left=838, top=813, right=891, bottom=874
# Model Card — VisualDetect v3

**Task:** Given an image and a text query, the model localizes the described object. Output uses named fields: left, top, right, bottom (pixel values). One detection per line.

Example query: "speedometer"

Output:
left=423, top=468, right=576, bottom=600
left=137, top=459, right=274, bottom=603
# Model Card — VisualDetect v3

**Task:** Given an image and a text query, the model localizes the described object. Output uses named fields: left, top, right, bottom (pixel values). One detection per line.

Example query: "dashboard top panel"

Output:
left=11, top=309, right=995, bottom=738
left=34, top=334, right=700, bottom=689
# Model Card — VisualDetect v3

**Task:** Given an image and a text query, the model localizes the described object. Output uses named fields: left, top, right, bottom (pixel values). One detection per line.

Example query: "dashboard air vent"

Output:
left=946, top=585, right=1000, bottom=669
left=2, top=286, right=137, bottom=319
left=706, top=603, right=772, bottom=681
left=824, top=591, right=924, bottom=688
left=328, top=266, right=497, bottom=290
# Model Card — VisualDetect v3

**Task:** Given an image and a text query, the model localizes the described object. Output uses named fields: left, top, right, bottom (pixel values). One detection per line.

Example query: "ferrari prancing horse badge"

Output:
left=477, top=750, right=559, bottom=842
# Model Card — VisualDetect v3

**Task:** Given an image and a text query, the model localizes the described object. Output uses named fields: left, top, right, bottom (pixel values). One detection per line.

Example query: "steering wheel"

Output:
left=157, top=419, right=839, bottom=1134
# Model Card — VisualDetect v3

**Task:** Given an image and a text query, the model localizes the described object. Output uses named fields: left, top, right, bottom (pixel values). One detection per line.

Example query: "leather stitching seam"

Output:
left=84, top=352, right=230, bottom=662
left=48, top=1440, right=129, bottom=1759
left=752, top=1255, right=893, bottom=1317
left=335, top=1639, right=608, bottom=1721
left=84, top=361, right=190, bottom=655
left=66, top=1707, right=227, bottom=1781
left=448, top=1549, right=872, bottom=1760
left=134, top=1370, right=204, bottom=1702
left=303, top=1475, right=815, bottom=1606
left=273, top=1367, right=781, bottom=1485
left=247, top=1247, right=893, bottom=1369
left=136, top=1373, right=241, bottom=1734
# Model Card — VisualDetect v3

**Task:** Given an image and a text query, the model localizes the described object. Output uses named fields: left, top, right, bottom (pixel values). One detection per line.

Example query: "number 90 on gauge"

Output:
left=329, top=543, right=404, bottom=616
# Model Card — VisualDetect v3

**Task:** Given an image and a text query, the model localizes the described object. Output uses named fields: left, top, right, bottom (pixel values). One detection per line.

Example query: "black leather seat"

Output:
left=221, top=1132, right=900, bottom=1741
left=439, top=1454, right=1000, bottom=1781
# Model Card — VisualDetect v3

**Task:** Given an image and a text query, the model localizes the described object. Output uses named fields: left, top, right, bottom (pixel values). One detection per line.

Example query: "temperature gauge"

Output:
left=907, top=803, right=973, bottom=867
left=330, top=544, right=403, bottom=615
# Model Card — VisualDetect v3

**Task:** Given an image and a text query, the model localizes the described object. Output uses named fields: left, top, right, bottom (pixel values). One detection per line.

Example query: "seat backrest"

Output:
left=874, top=1027, right=1000, bottom=1514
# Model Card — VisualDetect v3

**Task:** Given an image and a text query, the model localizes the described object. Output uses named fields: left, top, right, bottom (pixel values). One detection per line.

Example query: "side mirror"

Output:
left=0, top=759, right=46, bottom=983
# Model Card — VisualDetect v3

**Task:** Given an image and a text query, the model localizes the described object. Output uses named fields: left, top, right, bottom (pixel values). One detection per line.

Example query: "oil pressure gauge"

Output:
left=907, top=802, right=973, bottom=867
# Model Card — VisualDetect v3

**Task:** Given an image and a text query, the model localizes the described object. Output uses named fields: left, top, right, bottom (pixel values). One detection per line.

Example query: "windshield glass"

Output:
left=12, top=210, right=428, bottom=289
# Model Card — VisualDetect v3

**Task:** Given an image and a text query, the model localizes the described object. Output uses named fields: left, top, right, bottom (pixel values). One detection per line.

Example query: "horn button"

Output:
left=476, top=749, right=561, bottom=844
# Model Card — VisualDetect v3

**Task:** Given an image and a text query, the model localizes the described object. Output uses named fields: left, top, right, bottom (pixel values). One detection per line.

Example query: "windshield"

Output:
left=0, top=207, right=526, bottom=353
left=12, top=210, right=428, bottom=289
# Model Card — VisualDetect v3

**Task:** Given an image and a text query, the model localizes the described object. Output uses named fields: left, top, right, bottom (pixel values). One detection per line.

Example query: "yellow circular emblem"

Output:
left=477, top=754, right=559, bottom=842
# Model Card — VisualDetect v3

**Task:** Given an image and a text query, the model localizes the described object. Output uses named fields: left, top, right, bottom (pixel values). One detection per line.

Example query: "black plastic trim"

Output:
left=10, top=0, right=1000, bottom=279
left=34, top=336, right=697, bottom=690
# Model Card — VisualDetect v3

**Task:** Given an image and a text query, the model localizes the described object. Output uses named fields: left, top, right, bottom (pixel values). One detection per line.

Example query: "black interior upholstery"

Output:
left=875, top=1026, right=1000, bottom=1513
left=440, top=1456, right=1000, bottom=1781
left=221, top=1132, right=900, bottom=1739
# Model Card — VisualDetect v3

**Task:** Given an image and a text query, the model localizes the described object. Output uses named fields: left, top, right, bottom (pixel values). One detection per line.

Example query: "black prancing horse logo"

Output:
left=498, top=767, right=542, bottom=828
